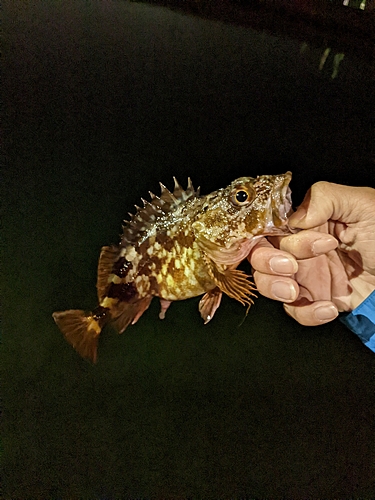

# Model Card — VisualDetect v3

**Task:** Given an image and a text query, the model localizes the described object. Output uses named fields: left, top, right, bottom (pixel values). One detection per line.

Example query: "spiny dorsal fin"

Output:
left=121, top=178, right=198, bottom=245
left=159, top=182, right=178, bottom=204
left=172, top=177, right=184, bottom=199
left=173, top=176, right=197, bottom=201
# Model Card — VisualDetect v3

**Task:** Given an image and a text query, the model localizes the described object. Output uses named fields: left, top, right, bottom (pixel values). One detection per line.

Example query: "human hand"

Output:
left=248, top=181, right=375, bottom=326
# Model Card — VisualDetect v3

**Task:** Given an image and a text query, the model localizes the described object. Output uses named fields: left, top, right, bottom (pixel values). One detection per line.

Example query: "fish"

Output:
left=53, top=172, right=293, bottom=362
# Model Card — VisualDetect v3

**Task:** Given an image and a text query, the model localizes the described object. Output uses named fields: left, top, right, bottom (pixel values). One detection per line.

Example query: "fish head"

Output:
left=192, top=172, right=293, bottom=264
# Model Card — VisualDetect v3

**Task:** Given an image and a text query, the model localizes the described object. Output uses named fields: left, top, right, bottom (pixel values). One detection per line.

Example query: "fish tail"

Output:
left=52, top=309, right=107, bottom=363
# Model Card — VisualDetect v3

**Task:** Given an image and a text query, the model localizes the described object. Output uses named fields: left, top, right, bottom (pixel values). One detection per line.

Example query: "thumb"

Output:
left=289, top=181, right=371, bottom=229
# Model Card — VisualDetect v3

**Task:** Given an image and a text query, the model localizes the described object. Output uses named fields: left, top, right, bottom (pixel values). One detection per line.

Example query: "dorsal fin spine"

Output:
left=173, top=176, right=180, bottom=189
left=121, top=178, right=197, bottom=246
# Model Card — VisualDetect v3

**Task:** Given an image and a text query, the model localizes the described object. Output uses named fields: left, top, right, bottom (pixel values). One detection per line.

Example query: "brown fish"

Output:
left=53, top=172, right=293, bottom=362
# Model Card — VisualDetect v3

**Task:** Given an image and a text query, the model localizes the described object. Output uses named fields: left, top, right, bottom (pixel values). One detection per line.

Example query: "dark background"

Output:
left=3, top=0, right=375, bottom=497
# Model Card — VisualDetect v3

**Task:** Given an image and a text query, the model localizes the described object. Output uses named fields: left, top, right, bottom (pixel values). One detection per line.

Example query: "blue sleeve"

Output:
left=340, top=290, right=375, bottom=353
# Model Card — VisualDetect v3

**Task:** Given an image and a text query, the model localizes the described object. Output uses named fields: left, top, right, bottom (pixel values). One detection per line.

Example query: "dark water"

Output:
left=3, top=1, right=375, bottom=497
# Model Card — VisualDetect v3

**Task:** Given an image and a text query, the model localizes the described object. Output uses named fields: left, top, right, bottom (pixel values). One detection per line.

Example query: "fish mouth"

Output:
left=268, top=171, right=294, bottom=234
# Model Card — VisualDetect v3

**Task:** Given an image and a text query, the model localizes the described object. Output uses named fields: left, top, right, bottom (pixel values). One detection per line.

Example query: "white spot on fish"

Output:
left=184, top=266, right=194, bottom=277
left=166, top=275, right=174, bottom=287
left=156, top=274, right=163, bottom=284
left=126, top=247, right=138, bottom=261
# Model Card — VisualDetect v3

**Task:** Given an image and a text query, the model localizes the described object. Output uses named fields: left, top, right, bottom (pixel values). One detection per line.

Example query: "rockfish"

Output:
left=53, top=172, right=293, bottom=362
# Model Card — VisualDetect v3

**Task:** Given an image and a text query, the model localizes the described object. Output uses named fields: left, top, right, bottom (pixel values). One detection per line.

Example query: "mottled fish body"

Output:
left=53, top=172, right=293, bottom=362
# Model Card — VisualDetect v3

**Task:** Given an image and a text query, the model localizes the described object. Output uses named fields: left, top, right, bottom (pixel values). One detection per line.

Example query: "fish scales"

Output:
left=122, top=199, right=215, bottom=299
left=53, top=172, right=293, bottom=362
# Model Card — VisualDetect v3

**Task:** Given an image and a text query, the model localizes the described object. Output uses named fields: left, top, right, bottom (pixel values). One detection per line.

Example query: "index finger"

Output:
left=279, top=231, right=338, bottom=259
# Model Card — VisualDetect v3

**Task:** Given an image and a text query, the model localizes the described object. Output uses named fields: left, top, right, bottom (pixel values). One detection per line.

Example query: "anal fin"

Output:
left=199, top=287, right=222, bottom=324
left=112, top=296, right=153, bottom=333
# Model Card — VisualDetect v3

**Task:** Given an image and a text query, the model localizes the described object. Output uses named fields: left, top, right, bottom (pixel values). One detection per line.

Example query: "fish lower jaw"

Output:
left=262, top=219, right=290, bottom=236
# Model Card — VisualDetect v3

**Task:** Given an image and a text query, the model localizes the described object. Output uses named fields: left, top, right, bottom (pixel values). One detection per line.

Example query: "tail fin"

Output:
left=52, top=309, right=102, bottom=363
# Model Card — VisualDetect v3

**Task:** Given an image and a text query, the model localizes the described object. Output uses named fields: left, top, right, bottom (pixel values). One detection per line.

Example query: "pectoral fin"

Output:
left=194, top=232, right=257, bottom=266
left=203, top=254, right=257, bottom=307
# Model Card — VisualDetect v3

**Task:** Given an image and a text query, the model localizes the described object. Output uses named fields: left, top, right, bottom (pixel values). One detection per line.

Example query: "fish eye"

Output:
left=230, top=187, right=255, bottom=207
left=236, top=190, right=248, bottom=203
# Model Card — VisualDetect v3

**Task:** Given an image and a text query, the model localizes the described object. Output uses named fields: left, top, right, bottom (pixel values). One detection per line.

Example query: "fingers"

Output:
left=252, top=271, right=340, bottom=324
left=250, top=242, right=299, bottom=302
left=250, top=245, right=298, bottom=275
left=284, top=299, right=339, bottom=326
left=252, top=270, right=299, bottom=303
left=249, top=234, right=340, bottom=325
left=289, top=182, right=375, bottom=229
left=250, top=232, right=337, bottom=272
left=279, top=231, right=338, bottom=259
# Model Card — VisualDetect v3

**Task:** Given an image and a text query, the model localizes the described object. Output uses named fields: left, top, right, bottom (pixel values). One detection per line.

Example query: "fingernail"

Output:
left=312, top=238, right=337, bottom=255
left=314, top=305, right=338, bottom=322
left=270, top=256, right=298, bottom=275
left=271, top=281, right=297, bottom=301
left=289, top=207, right=307, bottom=228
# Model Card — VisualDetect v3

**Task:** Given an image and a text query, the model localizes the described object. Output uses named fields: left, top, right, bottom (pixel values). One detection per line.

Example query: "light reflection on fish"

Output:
left=53, top=172, right=293, bottom=362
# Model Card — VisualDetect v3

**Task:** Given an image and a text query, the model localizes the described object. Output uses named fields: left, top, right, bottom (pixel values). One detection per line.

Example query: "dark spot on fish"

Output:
left=167, top=259, right=176, bottom=275
left=107, top=282, right=137, bottom=301
left=92, top=305, right=110, bottom=327
left=164, top=239, right=176, bottom=252
left=112, top=257, right=131, bottom=278
left=155, top=230, right=167, bottom=244
left=147, top=274, right=159, bottom=292
left=154, top=231, right=175, bottom=252
left=146, top=255, right=164, bottom=276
